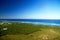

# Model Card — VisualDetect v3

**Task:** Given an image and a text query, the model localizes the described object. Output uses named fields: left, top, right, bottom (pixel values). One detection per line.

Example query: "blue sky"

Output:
left=0, top=0, right=60, bottom=19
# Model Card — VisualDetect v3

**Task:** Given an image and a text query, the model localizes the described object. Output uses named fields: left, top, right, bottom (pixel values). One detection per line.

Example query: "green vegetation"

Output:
left=0, top=22, right=60, bottom=40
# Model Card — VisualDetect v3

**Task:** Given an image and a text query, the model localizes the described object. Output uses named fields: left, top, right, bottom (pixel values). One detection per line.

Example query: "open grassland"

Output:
left=0, top=22, right=60, bottom=40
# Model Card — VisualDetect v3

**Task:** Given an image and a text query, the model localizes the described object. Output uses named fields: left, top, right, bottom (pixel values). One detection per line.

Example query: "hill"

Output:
left=0, top=22, right=60, bottom=40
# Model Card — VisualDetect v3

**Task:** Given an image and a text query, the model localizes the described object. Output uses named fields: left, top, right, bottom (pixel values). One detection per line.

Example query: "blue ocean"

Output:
left=0, top=19, right=60, bottom=26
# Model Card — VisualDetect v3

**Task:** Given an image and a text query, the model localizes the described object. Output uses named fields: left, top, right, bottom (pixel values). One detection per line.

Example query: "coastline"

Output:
left=0, top=20, right=60, bottom=40
left=0, top=20, right=60, bottom=26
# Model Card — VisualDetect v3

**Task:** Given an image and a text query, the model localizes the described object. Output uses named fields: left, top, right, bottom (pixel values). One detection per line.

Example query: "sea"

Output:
left=0, top=19, right=60, bottom=26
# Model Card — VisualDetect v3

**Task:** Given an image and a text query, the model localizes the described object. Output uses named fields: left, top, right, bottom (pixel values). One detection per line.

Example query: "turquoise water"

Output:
left=0, top=19, right=60, bottom=26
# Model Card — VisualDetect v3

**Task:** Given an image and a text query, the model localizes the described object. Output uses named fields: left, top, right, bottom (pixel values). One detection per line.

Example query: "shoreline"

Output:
left=0, top=20, right=60, bottom=26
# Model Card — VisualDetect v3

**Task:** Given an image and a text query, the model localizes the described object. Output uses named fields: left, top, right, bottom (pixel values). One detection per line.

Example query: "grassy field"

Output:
left=0, top=22, right=60, bottom=40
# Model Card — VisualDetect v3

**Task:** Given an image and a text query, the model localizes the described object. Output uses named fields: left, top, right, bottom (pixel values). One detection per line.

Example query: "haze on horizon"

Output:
left=0, top=0, right=60, bottom=19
